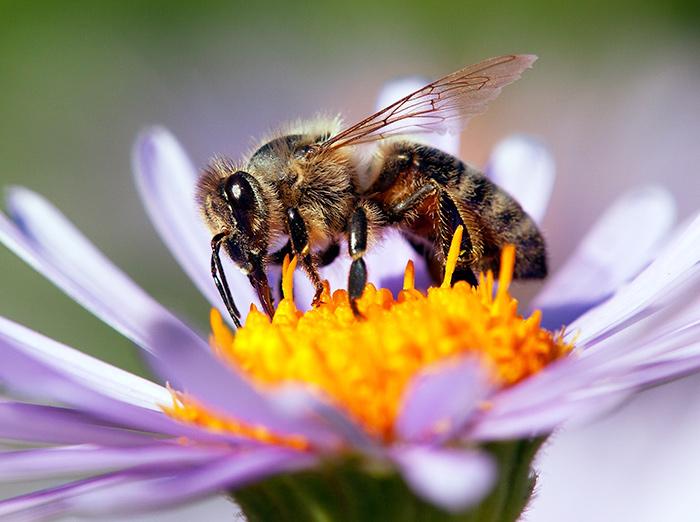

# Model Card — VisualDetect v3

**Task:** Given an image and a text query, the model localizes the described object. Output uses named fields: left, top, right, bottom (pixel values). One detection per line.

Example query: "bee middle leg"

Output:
left=347, top=205, right=370, bottom=317
left=268, top=240, right=341, bottom=268
left=268, top=240, right=340, bottom=303
left=285, top=208, right=325, bottom=306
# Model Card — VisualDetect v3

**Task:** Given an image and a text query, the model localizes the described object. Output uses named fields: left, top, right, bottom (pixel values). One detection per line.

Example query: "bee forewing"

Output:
left=374, top=76, right=462, bottom=156
left=322, top=54, right=537, bottom=150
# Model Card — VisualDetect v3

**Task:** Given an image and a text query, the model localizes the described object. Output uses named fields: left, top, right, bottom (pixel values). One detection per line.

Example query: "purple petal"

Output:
left=0, top=315, right=170, bottom=409
left=375, top=77, right=461, bottom=156
left=486, top=136, right=554, bottom=225
left=270, top=384, right=378, bottom=453
left=396, top=357, right=492, bottom=443
left=0, top=315, right=252, bottom=442
left=0, top=473, right=126, bottom=521
left=0, top=402, right=161, bottom=446
left=470, top=388, right=631, bottom=441
left=477, top=313, right=700, bottom=430
left=468, top=338, right=652, bottom=441
left=0, top=187, right=209, bottom=357
left=600, top=350, right=700, bottom=392
left=568, top=211, right=700, bottom=348
left=0, top=443, right=228, bottom=482
left=533, top=186, right=676, bottom=329
left=463, top=349, right=634, bottom=441
left=29, top=448, right=314, bottom=518
left=392, top=445, right=496, bottom=513
left=579, top=308, right=700, bottom=375
left=133, top=128, right=258, bottom=323
left=486, top=293, right=700, bottom=422
left=0, top=191, right=335, bottom=440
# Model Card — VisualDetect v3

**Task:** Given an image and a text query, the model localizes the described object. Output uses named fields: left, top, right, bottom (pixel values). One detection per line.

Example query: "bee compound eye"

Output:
left=224, top=172, right=256, bottom=210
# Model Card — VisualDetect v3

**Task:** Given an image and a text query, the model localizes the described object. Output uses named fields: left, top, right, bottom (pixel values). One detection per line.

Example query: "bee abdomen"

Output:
left=479, top=185, right=547, bottom=279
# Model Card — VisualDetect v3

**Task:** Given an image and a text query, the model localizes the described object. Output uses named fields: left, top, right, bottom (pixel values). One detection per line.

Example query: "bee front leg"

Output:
left=286, top=208, right=325, bottom=306
left=347, top=206, right=369, bottom=318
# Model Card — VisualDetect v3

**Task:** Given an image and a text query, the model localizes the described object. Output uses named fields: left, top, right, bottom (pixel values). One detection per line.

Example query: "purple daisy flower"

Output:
left=0, top=75, right=698, bottom=522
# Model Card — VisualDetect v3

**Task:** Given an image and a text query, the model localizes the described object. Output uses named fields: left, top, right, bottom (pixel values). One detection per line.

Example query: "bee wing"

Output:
left=320, top=55, right=537, bottom=150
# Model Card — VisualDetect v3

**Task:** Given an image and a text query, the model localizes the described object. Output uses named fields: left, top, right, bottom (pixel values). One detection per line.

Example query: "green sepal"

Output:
left=230, top=437, right=545, bottom=522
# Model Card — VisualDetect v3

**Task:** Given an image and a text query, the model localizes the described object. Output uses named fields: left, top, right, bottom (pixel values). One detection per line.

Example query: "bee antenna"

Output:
left=211, top=232, right=242, bottom=329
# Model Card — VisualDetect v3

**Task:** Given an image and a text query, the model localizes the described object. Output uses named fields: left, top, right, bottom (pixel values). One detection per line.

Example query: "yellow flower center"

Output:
left=164, top=228, right=571, bottom=445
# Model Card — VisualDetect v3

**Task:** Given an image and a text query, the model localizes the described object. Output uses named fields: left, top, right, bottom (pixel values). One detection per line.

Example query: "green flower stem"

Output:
left=231, top=437, right=545, bottom=522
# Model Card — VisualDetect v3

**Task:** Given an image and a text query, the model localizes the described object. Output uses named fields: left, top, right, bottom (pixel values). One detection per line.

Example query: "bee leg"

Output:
left=269, top=240, right=340, bottom=268
left=347, top=206, right=369, bottom=318
left=385, top=182, right=438, bottom=223
left=268, top=240, right=340, bottom=302
left=387, top=184, right=478, bottom=287
left=316, top=242, right=341, bottom=267
left=210, top=232, right=242, bottom=328
left=436, top=191, right=478, bottom=287
left=266, top=240, right=292, bottom=303
left=268, top=240, right=293, bottom=265
left=286, top=208, right=325, bottom=306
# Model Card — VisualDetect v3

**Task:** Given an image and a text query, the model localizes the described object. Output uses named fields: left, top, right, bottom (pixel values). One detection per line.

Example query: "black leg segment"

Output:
left=438, top=191, right=477, bottom=287
left=348, top=258, right=367, bottom=316
left=210, top=232, right=242, bottom=328
left=347, top=206, right=370, bottom=317
left=317, top=242, right=341, bottom=267
left=268, top=240, right=293, bottom=265
left=269, top=240, right=340, bottom=268
left=286, top=208, right=324, bottom=304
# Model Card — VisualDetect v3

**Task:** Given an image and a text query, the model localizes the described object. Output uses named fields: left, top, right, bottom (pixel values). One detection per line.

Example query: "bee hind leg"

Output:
left=385, top=183, right=478, bottom=288
left=436, top=190, right=478, bottom=286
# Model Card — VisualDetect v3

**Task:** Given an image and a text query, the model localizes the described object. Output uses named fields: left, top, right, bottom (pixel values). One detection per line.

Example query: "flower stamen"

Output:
left=441, top=224, right=464, bottom=288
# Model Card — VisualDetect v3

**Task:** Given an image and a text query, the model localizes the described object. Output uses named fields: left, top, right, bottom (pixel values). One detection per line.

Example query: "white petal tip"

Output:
left=132, top=126, right=178, bottom=169
left=487, top=135, right=555, bottom=224
left=4, top=187, right=50, bottom=224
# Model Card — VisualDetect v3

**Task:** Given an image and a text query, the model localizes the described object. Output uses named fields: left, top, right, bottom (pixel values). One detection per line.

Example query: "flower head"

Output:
left=0, top=78, right=698, bottom=520
left=168, top=240, right=570, bottom=446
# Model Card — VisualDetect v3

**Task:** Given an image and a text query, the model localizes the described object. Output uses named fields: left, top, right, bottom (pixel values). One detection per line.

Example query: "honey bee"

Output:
left=196, top=54, right=547, bottom=327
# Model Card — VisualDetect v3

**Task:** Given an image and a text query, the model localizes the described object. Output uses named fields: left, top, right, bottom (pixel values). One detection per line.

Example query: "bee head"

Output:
left=218, top=171, right=269, bottom=269
left=197, top=164, right=275, bottom=319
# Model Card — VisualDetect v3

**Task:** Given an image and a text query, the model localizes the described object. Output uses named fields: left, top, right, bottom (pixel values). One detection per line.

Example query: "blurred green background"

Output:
left=1, top=0, right=699, bottom=379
